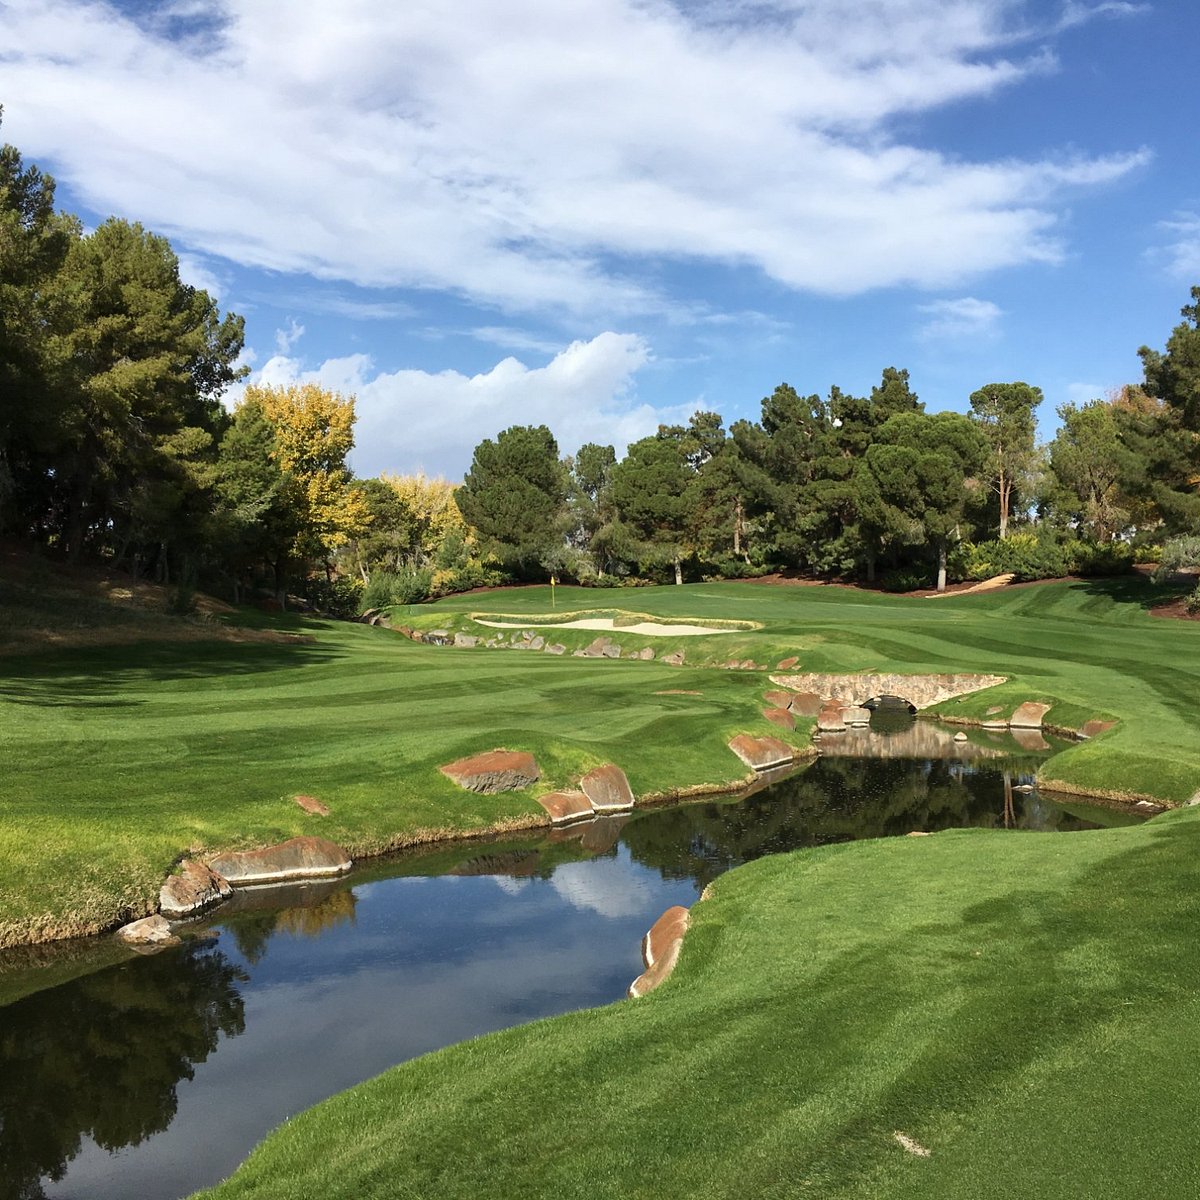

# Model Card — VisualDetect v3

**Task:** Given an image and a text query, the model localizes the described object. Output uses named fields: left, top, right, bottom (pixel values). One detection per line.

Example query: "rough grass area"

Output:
left=195, top=807, right=1200, bottom=1200
left=2, top=572, right=1198, bottom=948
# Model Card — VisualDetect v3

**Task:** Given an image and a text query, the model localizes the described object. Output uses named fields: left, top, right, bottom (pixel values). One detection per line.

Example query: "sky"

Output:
left=2, top=0, right=1198, bottom=480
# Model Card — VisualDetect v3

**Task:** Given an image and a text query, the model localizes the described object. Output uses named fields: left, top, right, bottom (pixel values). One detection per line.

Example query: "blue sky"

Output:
left=2, top=0, right=1197, bottom=479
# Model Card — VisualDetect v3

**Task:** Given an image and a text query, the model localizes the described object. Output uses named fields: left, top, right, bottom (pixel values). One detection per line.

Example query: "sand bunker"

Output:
left=474, top=616, right=735, bottom=637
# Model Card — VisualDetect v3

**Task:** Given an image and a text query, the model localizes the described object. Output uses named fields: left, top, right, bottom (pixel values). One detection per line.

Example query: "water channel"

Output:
left=0, top=721, right=1140, bottom=1200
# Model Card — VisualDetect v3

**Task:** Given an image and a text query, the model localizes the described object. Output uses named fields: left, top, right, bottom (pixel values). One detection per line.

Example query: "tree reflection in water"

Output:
left=0, top=941, right=246, bottom=1200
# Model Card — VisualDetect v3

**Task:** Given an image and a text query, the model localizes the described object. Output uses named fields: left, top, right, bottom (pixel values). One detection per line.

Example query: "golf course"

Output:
left=4, top=570, right=1200, bottom=1198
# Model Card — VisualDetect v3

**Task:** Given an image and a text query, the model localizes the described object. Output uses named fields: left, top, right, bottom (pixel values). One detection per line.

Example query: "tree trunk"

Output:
left=936, top=542, right=947, bottom=593
left=998, top=466, right=1010, bottom=539
left=358, top=563, right=369, bottom=584
left=673, top=556, right=682, bottom=586
left=733, top=497, right=743, bottom=557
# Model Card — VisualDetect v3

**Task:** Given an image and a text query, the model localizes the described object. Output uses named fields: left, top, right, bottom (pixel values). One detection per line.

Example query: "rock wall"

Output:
left=770, top=672, right=1006, bottom=710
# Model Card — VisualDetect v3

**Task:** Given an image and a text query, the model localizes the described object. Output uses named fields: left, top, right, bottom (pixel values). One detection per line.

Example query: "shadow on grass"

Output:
left=0, top=636, right=341, bottom=700
left=1070, top=572, right=1193, bottom=613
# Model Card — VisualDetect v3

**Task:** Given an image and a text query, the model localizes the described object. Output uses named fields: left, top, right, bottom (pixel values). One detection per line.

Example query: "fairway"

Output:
left=2, top=575, right=1198, bottom=950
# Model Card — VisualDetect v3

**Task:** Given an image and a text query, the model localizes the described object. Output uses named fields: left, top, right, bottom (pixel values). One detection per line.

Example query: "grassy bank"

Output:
left=2, top=574, right=1197, bottom=948
left=196, top=806, right=1200, bottom=1199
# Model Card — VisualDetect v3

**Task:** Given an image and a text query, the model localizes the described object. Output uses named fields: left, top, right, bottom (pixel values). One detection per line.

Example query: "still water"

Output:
left=0, top=734, right=1137, bottom=1200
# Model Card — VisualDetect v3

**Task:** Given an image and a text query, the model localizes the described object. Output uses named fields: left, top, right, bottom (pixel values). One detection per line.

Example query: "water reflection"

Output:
left=0, top=941, right=245, bottom=1200
left=0, top=744, right=1140, bottom=1200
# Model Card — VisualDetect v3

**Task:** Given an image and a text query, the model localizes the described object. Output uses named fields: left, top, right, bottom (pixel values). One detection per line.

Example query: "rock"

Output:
left=788, top=692, right=824, bottom=717
left=777, top=656, right=799, bottom=669
left=905, top=831, right=932, bottom=837
left=771, top=672, right=1007, bottom=711
left=159, top=859, right=233, bottom=918
left=453, top=633, right=479, bottom=648
left=843, top=706, right=872, bottom=726
left=741, top=660, right=759, bottom=671
left=360, top=608, right=380, bottom=623
left=422, top=629, right=452, bottom=646
left=724, top=659, right=741, bottom=670
left=1079, top=719, right=1116, bottom=739
left=207, top=837, right=353, bottom=886
left=440, top=750, right=541, bottom=793
left=368, top=613, right=388, bottom=626
left=662, top=650, right=685, bottom=666
left=985, top=705, right=1004, bottom=716
left=395, top=625, right=414, bottom=639
left=117, top=914, right=180, bottom=947
left=636, top=646, right=656, bottom=661
left=1136, top=800, right=1166, bottom=814
left=1013, top=783, right=1036, bottom=793
left=601, top=642, right=622, bottom=659
left=817, top=703, right=847, bottom=732
left=544, top=643, right=567, bottom=655
left=642, top=905, right=691, bottom=969
left=580, top=764, right=636, bottom=814
left=293, top=793, right=330, bottom=816
left=523, top=635, right=541, bottom=650
left=728, top=734, right=795, bottom=772
left=536, top=790, right=594, bottom=825
left=763, top=690, right=791, bottom=709
left=581, top=636, right=612, bottom=657
left=1010, top=701, right=1052, bottom=728
left=953, top=731, right=968, bottom=742
left=762, top=706, right=795, bottom=730
left=629, top=905, right=691, bottom=998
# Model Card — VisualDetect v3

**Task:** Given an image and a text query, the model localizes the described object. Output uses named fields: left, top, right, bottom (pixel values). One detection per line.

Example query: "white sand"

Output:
left=473, top=617, right=735, bottom=637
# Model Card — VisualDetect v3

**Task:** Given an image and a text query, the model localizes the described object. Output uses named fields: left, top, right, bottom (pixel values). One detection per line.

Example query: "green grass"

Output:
left=2, top=574, right=1198, bottom=949
left=195, top=807, right=1200, bottom=1200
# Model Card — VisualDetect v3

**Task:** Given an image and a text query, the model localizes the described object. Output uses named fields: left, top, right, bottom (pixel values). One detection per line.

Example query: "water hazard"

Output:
left=0, top=730, right=1139, bottom=1200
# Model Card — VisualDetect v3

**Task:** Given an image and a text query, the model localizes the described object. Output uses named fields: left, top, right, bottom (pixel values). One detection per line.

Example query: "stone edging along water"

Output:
left=111, top=669, right=1164, bottom=950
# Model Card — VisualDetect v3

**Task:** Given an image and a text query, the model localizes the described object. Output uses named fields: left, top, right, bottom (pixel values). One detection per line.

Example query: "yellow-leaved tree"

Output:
left=380, top=472, right=469, bottom=561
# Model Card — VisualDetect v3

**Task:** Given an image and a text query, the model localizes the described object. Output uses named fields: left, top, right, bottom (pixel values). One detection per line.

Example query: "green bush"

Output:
left=305, top=575, right=363, bottom=619
left=361, top=567, right=432, bottom=611
left=1154, top=536, right=1200, bottom=583
left=879, top=568, right=929, bottom=593
left=1187, top=586, right=1200, bottom=616
left=954, top=533, right=1068, bottom=582
left=1065, top=539, right=1134, bottom=577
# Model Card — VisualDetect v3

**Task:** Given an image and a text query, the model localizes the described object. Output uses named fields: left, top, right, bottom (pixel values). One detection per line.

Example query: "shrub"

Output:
left=1065, top=539, right=1134, bottom=577
left=954, top=534, right=1068, bottom=582
left=1187, top=585, right=1200, bottom=615
left=361, top=567, right=432, bottom=611
left=305, top=575, right=364, bottom=619
left=1154, top=536, right=1200, bottom=583
left=880, top=568, right=930, bottom=593
left=429, top=563, right=507, bottom=597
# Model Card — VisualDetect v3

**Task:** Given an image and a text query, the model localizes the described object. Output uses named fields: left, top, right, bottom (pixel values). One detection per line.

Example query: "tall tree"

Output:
left=856, top=411, right=988, bottom=591
left=455, top=425, right=567, bottom=574
left=968, top=381, right=1042, bottom=539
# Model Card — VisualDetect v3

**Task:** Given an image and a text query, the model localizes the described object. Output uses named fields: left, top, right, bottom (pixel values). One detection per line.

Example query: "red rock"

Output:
left=207, top=836, right=352, bottom=886
left=763, top=690, right=791, bottom=709
left=763, top=706, right=795, bottom=730
left=440, top=750, right=540, bottom=793
left=788, top=692, right=824, bottom=717
left=642, top=905, right=691, bottom=968
left=728, top=734, right=795, bottom=772
left=580, top=764, right=636, bottom=814
left=1010, top=701, right=1052, bottom=729
left=293, top=794, right=330, bottom=816
left=817, top=703, right=847, bottom=732
left=536, top=790, right=594, bottom=825
left=1080, top=719, right=1116, bottom=739
left=985, top=705, right=1004, bottom=716
left=159, top=859, right=233, bottom=918
left=777, top=656, right=799, bottom=670
left=906, top=831, right=932, bottom=837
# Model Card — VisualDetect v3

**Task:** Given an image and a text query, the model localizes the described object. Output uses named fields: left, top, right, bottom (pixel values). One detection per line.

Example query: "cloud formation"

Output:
left=917, top=296, right=1004, bottom=340
left=241, top=331, right=674, bottom=477
left=2, top=0, right=1149, bottom=316
left=1151, top=212, right=1200, bottom=280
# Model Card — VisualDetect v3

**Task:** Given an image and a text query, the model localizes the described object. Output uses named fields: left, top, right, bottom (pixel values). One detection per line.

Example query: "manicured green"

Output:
left=2, top=573, right=1197, bottom=951
left=195, top=807, right=1200, bottom=1200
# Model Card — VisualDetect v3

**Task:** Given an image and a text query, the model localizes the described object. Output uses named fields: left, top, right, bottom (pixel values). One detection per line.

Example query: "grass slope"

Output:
left=196, top=807, right=1200, bottom=1200
left=2, top=574, right=1197, bottom=948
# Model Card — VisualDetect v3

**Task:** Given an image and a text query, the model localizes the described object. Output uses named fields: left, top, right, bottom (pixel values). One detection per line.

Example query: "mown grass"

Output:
left=2, top=573, right=1197, bottom=949
left=196, top=807, right=1200, bottom=1200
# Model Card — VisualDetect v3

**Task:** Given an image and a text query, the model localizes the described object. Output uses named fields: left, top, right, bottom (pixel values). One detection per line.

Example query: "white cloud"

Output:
left=241, top=331, right=680, bottom=477
left=1150, top=212, right=1200, bottom=279
left=917, top=296, right=1004, bottom=340
left=175, top=251, right=226, bottom=299
left=273, top=318, right=305, bottom=355
left=1, top=0, right=1150, bottom=315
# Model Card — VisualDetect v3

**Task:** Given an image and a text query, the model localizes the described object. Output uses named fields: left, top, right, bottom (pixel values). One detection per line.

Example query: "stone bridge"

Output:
left=769, top=672, right=1006, bottom=711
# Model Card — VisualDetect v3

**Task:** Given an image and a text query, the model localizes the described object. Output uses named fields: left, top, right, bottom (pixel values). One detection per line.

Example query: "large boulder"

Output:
left=536, top=790, right=594, bottom=825
left=763, top=690, right=792, bottom=709
left=842, top=706, right=872, bottom=726
left=817, top=703, right=847, bottom=732
left=762, top=706, right=795, bottom=730
left=440, top=750, right=541, bottom=793
left=728, top=734, right=794, bottom=772
left=1079, top=719, right=1116, bottom=739
left=776, top=656, right=799, bottom=670
left=628, top=905, right=691, bottom=998
left=580, top=636, right=614, bottom=658
left=661, top=650, right=685, bottom=666
left=453, top=633, right=479, bottom=648
left=580, top=764, right=636, bottom=814
left=117, top=914, right=180, bottom=947
left=207, top=836, right=352, bottom=887
left=789, top=692, right=824, bottom=717
left=159, top=859, right=233, bottom=918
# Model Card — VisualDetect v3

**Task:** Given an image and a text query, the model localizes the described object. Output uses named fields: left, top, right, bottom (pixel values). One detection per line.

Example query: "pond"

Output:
left=0, top=728, right=1139, bottom=1200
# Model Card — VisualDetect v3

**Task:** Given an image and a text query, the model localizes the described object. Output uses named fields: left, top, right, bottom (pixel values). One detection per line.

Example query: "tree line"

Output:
left=3, top=118, right=1198, bottom=611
